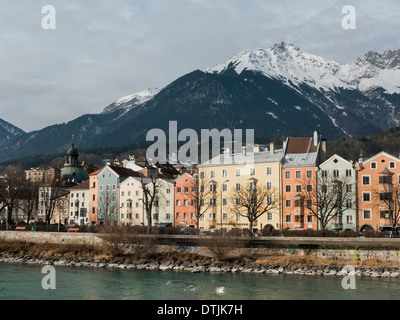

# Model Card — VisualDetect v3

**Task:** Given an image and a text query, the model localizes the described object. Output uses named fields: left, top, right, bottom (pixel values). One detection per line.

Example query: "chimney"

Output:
left=321, top=138, right=327, bottom=161
left=270, top=142, right=275, bottom=154
left=313, top=131, right=319, bottom=147
left=253, top=144, right=260, bottom=153
left=242, top=146, right=247, bottom=156
left=283, top=140, right=287, bottom=150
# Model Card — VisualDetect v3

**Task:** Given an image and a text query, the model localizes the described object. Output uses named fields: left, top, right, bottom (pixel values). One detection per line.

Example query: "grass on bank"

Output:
left=1, top=237, right=400, bottom=269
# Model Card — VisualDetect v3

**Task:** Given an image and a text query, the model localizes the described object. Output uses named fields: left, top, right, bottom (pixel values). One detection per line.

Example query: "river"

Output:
left=1, top=262, right=400, bottom=301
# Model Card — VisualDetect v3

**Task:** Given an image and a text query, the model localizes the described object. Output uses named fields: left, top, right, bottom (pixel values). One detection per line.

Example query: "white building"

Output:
left=118, top=177, right=175, bottom=227
left=68, top=181, right=90, bottom=225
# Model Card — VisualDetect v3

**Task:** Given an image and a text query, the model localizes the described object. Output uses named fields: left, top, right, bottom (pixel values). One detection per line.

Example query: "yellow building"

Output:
left=197, top=143, right=283, bottom=233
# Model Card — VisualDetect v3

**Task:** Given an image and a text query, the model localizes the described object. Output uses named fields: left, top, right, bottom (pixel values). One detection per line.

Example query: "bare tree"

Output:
left=39, top=181, right=69, bottom=225
left=139, top=173, right=161, bottom=234
left=187, top=171, right=218, bottom=233
left=372, top=170, right=400, bottom=237
left=228, top=182, right=280, bottom=236
left=17, top=179, right=40, bottom=225
left=299, top=173, right=353, bottom=231
left=0, top=166, right=26, bottom=229
left=98, top=190, right=118, bottom=225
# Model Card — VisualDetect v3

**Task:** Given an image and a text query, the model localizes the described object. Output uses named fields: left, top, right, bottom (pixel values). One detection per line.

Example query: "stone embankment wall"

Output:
left=2, top=231, right=400, bottom=262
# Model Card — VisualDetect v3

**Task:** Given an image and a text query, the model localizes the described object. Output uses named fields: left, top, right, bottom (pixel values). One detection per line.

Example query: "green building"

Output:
left=60, top=139, right=89, bottom=184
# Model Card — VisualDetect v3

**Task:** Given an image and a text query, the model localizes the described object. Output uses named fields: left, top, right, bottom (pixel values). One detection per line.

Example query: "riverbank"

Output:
left=1, top=241, right=400, bottom=279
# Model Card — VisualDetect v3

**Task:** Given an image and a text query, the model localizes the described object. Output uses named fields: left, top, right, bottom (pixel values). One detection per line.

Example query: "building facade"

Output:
left=198, top=143, right=283, bottom=233
left=356, top=151, right=400, bottom=233
left=68, top=181, right=90, bottom=225
left=174, top=173, right=197, bottom=229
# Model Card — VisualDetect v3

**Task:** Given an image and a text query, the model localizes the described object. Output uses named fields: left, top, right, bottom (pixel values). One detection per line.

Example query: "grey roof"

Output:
left=199, top=149, right=284, bottom=167
left=282, top=152, right=319, bottom=167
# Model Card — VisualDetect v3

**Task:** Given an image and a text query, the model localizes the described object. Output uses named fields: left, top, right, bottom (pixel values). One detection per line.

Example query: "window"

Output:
left=223, top=213, right=228, bottom=221
left=236, top=198, right=241, bottom=206
left=266, top=182, right=272, bottom=190
left=307, top=185, right=313, bottom=192
left=176, top=200, right=181, bottom=206
left=285, top=215, right=291, bottom=222
left=184, top=186, right=189, bottom=193
left=236, top=183, right=241, bottom=191
left=166, top=214, right=171, bottom=220
left=363, top=209, right=371, bottom=220
left=296, top=171, right=301, bottom=179
left=210, top=171, right=215, bottom=178
left=285, top=171, right=291, bottom=179
left=294, top=199, right=303, bottom=207
left=222, top=170, right=227, bottom=178
left=266, top=167, right=272, bottom=175
left=362, top=192, right=371, bottom=202
left=209, top=199, right=217, bottom=206
left=390, top=161, right=396, bottom=169
left=177, top=187, right=181, bottom=193
left=347, top=215, right=353, bottom=224
left=209, top=184, right=216, bottom=192
left=166, top=200, right=170, bottom=207
left=267, top=212, right=273, bottom=221
left=285, top=185, right=291, bottom=193
left=236, top=213, right=241, bottom=221
left=285, top=199, right=291, bottom=207
left=222, top=184, right=228, bottom=192
left=321, top=170, right=328, bottom=178
left=379, top=175, right=392, bottom=184
left=208, top=213, right=216, bottom=221
left=362, top=176, right=370, bottom=186
left=346, top=184, right=352, bottom=193
left=184, top=213, right=188, bottom=219
left=184, top=200, right=188, bottom=206
left=380, top=192, right=392, bottom=201
left=200, top=172, right=205, bottom=179
left=176, top=212, right=181, bottom=219
left=249, top=182, right=256, bottom=190
left=346, top=199, right=352, bottom=209
left=380, top=211, right=391, bottom=219
left=345, top=169, right=352, bottom=177
left=295, top=215, right=304, bottom=222
left=250, top=168, right=256, bottom=176
left=222, top=198, right=227, bottom=206
left=307, top=170, right=313, bottom=178
left=296, top=185, right=302, bottom=193
left=370, top=162, right=377, bottom=169
left=333, top=170, right=339, bottom=178
left=307, top=215, right=313, bottom=223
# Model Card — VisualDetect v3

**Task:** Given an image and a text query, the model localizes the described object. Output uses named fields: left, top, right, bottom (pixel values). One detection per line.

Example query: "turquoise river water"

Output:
left=1, top=262, right=400, bottom=300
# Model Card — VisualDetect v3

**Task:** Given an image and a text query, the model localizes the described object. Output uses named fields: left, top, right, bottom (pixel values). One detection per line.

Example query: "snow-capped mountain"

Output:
left=206, top=42, right=400, bottom=94
left=2, top=42, right=400, bottom=163
left=102, top=87, right=161, bottom=114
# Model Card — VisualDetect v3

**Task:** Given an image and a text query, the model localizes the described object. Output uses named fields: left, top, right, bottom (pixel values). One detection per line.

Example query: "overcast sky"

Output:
left=1, top=0, right=400, bottom=132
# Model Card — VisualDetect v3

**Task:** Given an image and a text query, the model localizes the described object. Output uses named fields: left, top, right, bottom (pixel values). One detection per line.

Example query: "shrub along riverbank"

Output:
left=2, top=238, right=400, bottom=278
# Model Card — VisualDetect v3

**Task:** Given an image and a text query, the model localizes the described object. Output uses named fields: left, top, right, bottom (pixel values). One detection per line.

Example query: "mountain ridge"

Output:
left=2, top=42, right=400, bottom=162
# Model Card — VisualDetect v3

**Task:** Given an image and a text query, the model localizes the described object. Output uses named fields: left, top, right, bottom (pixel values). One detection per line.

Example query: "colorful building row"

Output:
left=32, top=133, right=400, bottom=234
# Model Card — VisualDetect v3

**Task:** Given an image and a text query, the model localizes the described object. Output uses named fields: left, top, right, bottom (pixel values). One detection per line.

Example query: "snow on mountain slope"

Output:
left=205, top=42, right=400, bottom=94
left=102, top=87, right=161, bottom=114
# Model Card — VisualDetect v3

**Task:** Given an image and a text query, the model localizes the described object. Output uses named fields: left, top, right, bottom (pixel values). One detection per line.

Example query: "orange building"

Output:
left=356, top=151, right=400, bottom=233
left=174, top=173, right=197, bottom=229
left=282, top=132, right=326, bottom=230
left=89, top=168, right=102, bottom=226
